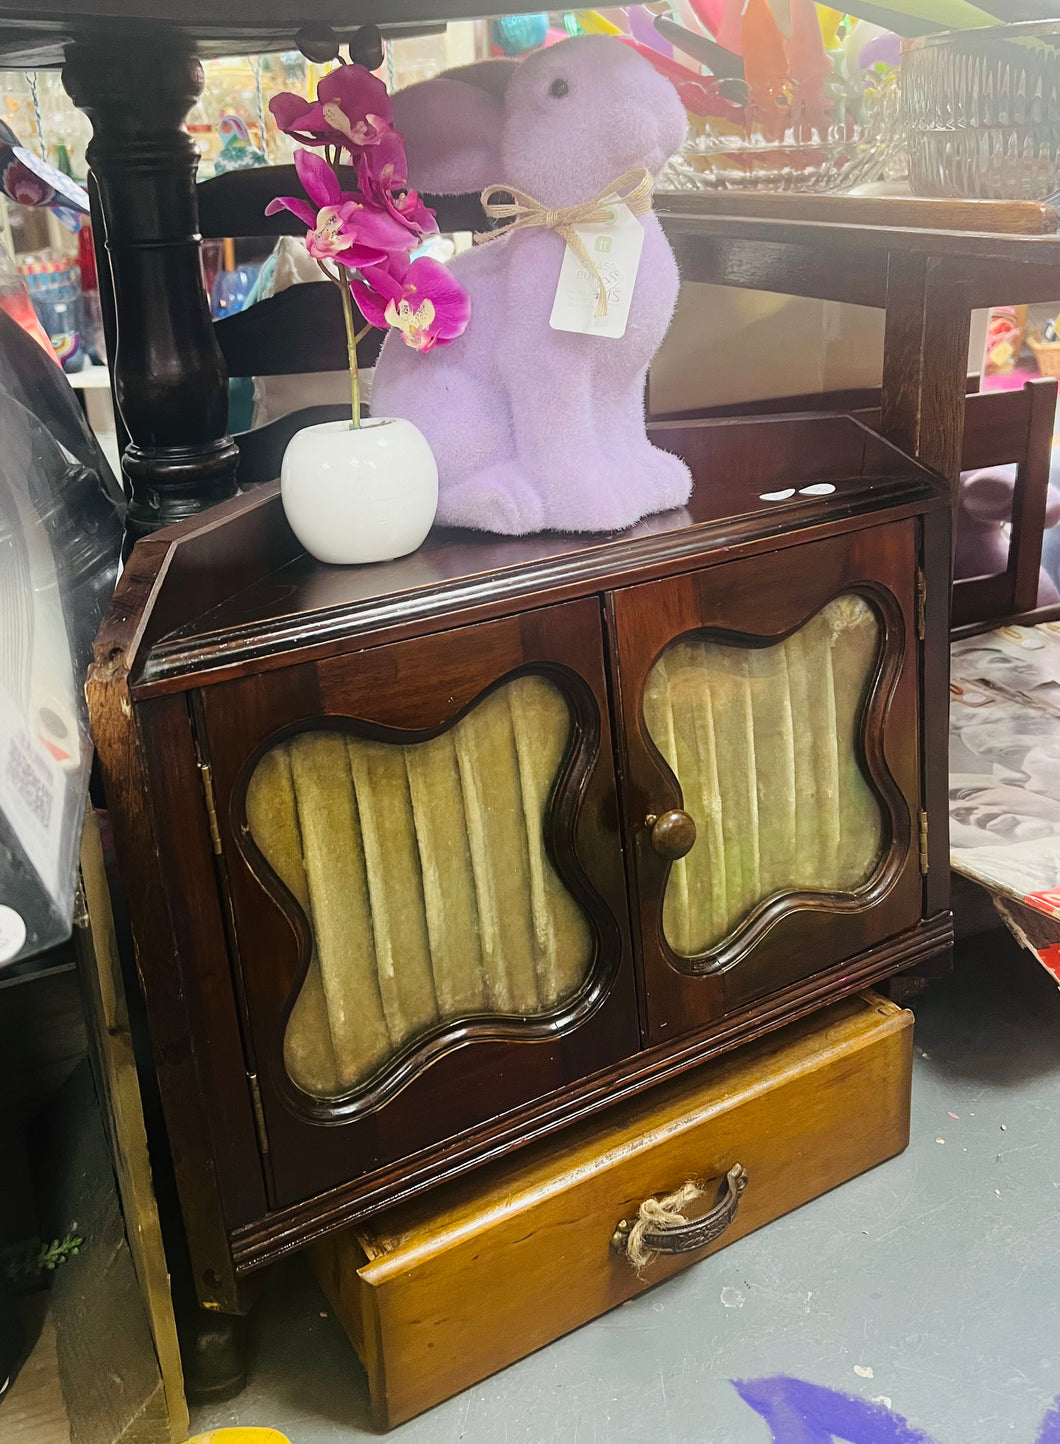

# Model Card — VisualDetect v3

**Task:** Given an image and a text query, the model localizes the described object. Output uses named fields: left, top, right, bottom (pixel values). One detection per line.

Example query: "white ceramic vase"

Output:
left=280, top=416, right=438, bottom=566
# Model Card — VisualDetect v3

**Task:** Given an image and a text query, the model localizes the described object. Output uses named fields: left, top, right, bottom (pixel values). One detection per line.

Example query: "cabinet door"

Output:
left=609, top=523, right=923, bottom=1044
left=197, top=598, right=637, bottom=1209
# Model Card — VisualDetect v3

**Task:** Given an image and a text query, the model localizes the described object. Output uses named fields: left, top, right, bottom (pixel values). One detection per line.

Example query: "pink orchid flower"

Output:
left=269, top=65, right=393, bottom=153
left=357, top=134, right=438, bottom=238
left=352, top=255, right=470, bottom=354
left=265, top=148, right=419, bottom=269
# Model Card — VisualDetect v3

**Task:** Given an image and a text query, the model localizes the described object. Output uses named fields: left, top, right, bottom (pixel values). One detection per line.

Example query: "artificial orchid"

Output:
left=356, top=133, right=438, bottom=238
left=352, top=256, right=471, bottom=354
left=269, top=65, right=394, bottom=153
left=265, top=148, right=419, bottom=269
left=266, top=57, right=470, bottom=429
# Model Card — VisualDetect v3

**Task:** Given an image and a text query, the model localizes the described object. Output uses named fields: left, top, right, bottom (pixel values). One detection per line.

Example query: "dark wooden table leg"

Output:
left=880, top=251, right=970, bottom=925
left=62, top=36, right=239, bottom=549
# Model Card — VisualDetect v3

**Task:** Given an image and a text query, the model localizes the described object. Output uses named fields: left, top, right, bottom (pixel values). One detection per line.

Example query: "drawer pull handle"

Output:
left=612, top=1163, right=748, bottom=1269
left=647, top=808, right=697, bottom=860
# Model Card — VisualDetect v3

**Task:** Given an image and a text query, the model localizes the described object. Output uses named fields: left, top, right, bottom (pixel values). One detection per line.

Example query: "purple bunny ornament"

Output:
left=370, top=36, right=693, bottom=536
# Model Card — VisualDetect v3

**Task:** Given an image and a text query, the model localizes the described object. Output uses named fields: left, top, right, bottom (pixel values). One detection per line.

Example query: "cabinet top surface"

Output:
left=107, top=413, right=944, bottom=696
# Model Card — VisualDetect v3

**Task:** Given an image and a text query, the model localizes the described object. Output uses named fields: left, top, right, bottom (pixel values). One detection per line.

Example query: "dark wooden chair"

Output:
left=649, top=375, right=1058, bottom=633
left=196, top=167, right=485, bottom=489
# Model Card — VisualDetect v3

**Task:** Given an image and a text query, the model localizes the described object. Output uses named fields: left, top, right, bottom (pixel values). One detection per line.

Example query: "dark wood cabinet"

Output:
left=196, top=597, right=639, bottom=1209
left=88, top=413, right=953, bottom=1310
left=612, top=523, right=925, bottom=1044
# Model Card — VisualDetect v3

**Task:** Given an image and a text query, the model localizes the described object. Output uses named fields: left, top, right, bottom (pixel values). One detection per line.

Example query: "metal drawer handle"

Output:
left=612, top=1164, right=748, bottom=1270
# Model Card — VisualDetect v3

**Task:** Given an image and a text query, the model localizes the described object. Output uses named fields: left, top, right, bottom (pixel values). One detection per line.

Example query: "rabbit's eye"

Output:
left=549, top=77, right=570, bottom=98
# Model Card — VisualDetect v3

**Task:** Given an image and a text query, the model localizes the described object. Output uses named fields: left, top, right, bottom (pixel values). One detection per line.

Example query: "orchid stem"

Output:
left=337, top=268, right=362, bottom=429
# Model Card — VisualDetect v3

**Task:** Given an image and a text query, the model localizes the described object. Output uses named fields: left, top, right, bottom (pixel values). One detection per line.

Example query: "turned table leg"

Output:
left=63, top=36, right=239, bottom=548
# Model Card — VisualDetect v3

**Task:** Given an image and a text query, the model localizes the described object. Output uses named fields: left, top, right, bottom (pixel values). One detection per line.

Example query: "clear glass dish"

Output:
left=657, top=70, right=901, bottom=194
left=903, top=20, right=1060, bottom=201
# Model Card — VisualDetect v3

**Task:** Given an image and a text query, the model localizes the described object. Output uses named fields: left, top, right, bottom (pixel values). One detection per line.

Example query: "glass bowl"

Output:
left=903, top=20, right=1060, bottom=201
left=657, top=70, right=901, bottom=194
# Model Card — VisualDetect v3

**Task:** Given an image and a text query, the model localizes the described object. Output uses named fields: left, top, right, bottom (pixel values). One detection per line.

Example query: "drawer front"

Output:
left=313, top=992, right=912, bottom=1429
left=607, top=522, right=924, bottom=1044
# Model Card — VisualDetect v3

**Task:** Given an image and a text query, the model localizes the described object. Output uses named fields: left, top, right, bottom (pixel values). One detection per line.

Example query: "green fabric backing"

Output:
left=244, top=675, right=593, bottom=1098
left=644, top=594, right=884, bottom=958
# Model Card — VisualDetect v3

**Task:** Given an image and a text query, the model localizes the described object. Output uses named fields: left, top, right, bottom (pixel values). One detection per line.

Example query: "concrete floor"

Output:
left=191, top=932, right=1060, bottom=1444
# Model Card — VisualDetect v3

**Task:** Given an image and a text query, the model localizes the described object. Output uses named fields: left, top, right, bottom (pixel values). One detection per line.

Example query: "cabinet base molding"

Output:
left=310, top=991, right=913, bottom=1430
left=232, top=912, right=949, bottom=1279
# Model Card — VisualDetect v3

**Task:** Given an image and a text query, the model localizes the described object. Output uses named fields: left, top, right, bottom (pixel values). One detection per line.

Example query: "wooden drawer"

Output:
left=310, top=991, right=912, bottom=1429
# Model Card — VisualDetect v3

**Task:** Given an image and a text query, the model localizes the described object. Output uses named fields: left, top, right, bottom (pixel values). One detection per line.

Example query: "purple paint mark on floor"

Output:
left=1037, top=1399, right=1060, bottom=1444
left=732, top=1376, right=938, bottom=1444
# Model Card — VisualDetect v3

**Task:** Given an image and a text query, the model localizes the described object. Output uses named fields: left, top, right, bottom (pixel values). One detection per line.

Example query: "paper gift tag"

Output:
left=549, top=200, right=645, bottom=340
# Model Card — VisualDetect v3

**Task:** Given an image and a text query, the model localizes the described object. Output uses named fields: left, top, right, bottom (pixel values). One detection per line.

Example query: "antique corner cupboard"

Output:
left=88, top=413, right=953, bottom=1312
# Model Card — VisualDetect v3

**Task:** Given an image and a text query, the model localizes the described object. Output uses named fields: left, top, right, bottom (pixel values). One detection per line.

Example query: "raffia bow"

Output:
left=475, top=167, right=655, bottom=320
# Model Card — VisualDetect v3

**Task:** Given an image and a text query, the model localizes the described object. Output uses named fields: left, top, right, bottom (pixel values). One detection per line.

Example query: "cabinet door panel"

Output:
left=198, top=598, right=638, bottom=1209
left=609, top=523, right=922, bottom=1044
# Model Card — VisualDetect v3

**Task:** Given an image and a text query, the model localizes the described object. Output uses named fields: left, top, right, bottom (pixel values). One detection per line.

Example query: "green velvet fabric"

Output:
left=644, top=594, right=883, bottom=958
left=245, top=676, right=592, bottom=1098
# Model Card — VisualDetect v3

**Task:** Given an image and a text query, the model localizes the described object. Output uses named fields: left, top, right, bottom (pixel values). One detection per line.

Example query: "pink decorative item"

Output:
left=370, top=36, right=693, bottom=536
left=715, top=0, right=746, bottom=55
left=265, top=58, right=471, bottom=564
left=353, top=255, right=472, bottom=354
left=787, top=0, right=833, bottom=135
left=266, top=59, right=470, bottom=418
left=687, top=0, right=727, bottom=39
left=955, top=468, right=1060, bottom=607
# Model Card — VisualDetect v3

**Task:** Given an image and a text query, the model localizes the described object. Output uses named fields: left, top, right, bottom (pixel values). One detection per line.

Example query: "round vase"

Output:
left=280, top=416, right=438, bottom=566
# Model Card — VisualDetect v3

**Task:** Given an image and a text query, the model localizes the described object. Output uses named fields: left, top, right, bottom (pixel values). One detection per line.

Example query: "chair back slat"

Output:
left=235, top=403, right=356, bottom=489
left=215, top=282, right=384, bottom=378
left=198, top=167, right=485, bottom=240
left=650, top=376, right=1059, bottom=632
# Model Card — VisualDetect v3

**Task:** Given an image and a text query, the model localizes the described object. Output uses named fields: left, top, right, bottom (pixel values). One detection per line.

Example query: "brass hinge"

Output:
left=919, top=809, right=930, bottom=874
left=198, top=761, right=223, bottom=856
left=247, top=1072, right=269, bottom=1155
left=916, top=569, right=928, bottom=641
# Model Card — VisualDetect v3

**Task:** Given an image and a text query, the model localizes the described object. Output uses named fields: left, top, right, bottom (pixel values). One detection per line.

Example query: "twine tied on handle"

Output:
left=475, top=167, right=655, bottom=319
left=622, top=1180, right=703, bottom=1271
left=612, top=1164, right=748, bottom=1274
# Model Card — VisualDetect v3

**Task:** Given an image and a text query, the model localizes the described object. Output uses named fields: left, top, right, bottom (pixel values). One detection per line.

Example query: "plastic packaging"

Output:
left=0, top=298, right=124, bottom=965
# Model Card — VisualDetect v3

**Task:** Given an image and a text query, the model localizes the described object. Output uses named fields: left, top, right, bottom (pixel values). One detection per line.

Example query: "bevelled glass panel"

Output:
left=245, top=675, right=593, bottom=1098
left=644, top=594, right=884, bottom=958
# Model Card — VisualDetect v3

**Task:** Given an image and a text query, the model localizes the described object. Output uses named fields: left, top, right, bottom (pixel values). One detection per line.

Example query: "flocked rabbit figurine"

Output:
left=370, top=36, right=693, bottom=535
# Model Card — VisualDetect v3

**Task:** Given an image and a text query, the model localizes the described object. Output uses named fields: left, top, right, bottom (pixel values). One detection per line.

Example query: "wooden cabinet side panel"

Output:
left=87, top=663, right=265, bottom=1308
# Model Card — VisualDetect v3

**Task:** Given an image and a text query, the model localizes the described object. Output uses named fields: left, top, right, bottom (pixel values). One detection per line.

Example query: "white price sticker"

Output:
left=549, top=200, right=645, bottom=340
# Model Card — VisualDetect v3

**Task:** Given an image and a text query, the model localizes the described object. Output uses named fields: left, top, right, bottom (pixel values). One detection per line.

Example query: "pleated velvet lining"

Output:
left=245, top=675, right=593, bottom=1098
left=644, top=594, right=884, bottom=958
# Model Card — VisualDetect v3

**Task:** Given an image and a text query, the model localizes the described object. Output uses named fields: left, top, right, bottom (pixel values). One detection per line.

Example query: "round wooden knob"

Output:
left=648, top=809, right=697, bottom=860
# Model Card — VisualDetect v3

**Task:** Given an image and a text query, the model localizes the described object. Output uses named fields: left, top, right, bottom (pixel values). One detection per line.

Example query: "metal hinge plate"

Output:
left=919, top=809, right=929, bottom=874
left=247, top=1072, right=269, bottom=1155
left=198, top=761, right=223, bottom=856
left=916, top=569, right=928, bottom=641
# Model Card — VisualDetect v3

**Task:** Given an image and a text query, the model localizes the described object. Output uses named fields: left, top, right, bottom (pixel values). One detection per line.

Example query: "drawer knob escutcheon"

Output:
left=647, top=808, right=697, bottom=860
left=612, top=1163, right=748, bottom=1266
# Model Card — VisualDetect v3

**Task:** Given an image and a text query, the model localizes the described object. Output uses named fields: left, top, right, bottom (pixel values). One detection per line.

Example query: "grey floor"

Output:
left=191, top=932, right=1060, bottom=1444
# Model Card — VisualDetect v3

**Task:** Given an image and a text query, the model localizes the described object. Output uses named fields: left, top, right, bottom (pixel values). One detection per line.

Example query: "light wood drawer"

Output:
left=310, top=991, right=912, bottom=1429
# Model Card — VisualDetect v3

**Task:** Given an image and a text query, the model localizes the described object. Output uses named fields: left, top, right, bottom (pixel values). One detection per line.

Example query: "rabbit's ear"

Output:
left=394, top=62, right=516, bottom=195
